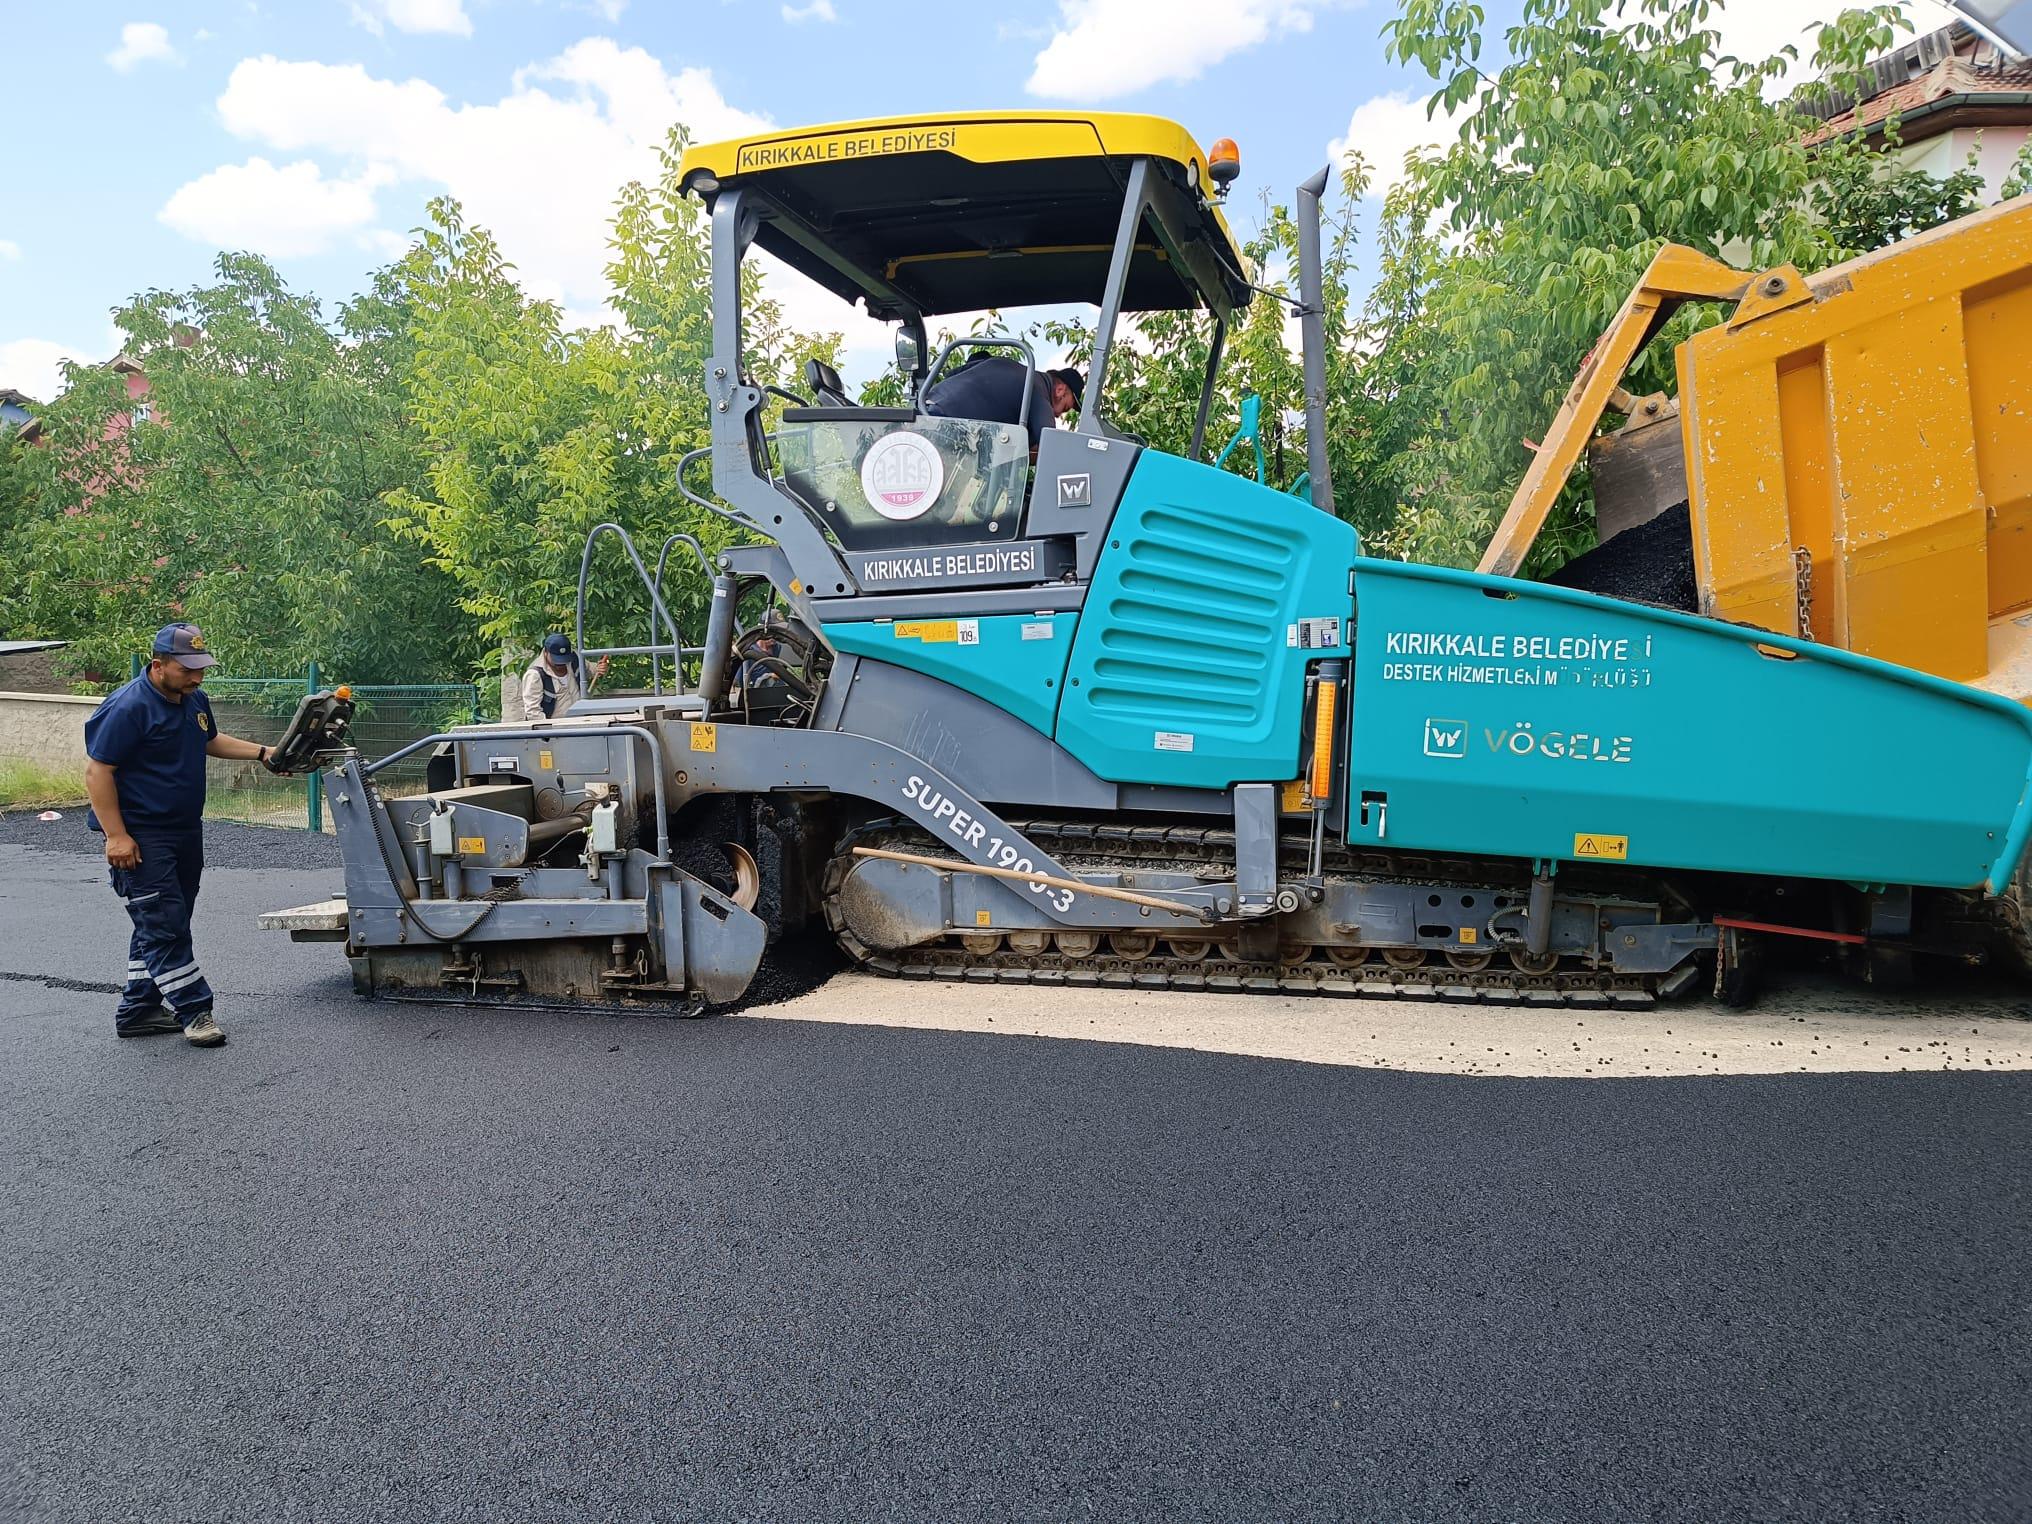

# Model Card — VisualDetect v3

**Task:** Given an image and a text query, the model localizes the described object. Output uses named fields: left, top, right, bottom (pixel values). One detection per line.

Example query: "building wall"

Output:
left=0, top=690, right=98, bottom=773
left=1892, top=124, right=2032, bottom=199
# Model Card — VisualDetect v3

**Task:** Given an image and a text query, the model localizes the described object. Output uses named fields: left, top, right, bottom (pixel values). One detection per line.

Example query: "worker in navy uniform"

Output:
left=923, top=357, right=1084, bottom=456
left=516, top=632, right=609, bottom=724
left=84, top=623, right=278, bottom=1046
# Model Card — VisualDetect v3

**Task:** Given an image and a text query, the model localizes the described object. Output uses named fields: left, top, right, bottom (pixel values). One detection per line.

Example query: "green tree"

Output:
left=1367, top=0, right=1990, bottom=568
left=0, top=417, right=37, bottom=635
left=389, top=128, right=840, bottom=691
left=14, top=253, right=461, bottom=682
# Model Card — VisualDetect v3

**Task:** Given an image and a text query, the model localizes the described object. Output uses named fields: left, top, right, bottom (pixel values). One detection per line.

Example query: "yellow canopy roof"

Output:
left=680, top=110, right=1214, bottom=182
left=678, top=111, right=1251, bottom=318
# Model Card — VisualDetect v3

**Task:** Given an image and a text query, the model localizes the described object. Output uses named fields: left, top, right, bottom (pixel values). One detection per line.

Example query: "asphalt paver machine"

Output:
left=266, top=111, right=2032, bottom=1008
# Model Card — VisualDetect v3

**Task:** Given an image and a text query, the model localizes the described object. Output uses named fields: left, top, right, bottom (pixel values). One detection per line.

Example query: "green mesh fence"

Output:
left=201, top=677, right=479, bottom=831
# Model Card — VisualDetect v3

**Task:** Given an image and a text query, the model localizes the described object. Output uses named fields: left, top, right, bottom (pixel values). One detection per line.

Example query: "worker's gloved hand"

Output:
left=261, top=744, right=288, bottom=775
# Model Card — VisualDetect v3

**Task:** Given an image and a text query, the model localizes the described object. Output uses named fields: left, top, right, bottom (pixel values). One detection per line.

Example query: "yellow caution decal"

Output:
left=1573, top=833, right=1629, bottom=861
left=537, top=749, right=553, bottom=770
left=894, top=619, right=978, bottom=644
left=1280, top=778, right=1307, bottom=813
left=975, top=910, right=992, bottom=927
left=457, top=835, right=487, bottom=855
left=690, top=722, right=717, bottom=753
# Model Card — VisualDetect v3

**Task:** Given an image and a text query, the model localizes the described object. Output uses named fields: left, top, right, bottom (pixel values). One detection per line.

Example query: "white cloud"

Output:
left=782, top=0, right=837, bottom=20
left=1027, top=0, right=1319, bottom=99
left=159, top=157, right=394, bottom=258
left=200, top=45, right=760, bottom=307
left=106, top=22, right=179, bottom=72
left=349, top=0, right=474, bottom=37
left=0, top=338, right=89, bottom=405
left=1328, top=91, right=1470, bottom=198
left=357, top=227, right=414, bottom=259
left=0, top=239, right=20, bottom=261
left=185, top=43, right=893, bottom=375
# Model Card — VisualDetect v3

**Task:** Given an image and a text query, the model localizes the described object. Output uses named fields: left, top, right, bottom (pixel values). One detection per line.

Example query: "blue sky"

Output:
left=0, top=0, right=1955, bottom=401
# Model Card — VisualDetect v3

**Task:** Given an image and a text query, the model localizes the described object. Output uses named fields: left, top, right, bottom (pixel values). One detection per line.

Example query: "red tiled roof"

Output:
left=1811, top=54, right=2032, bottom=140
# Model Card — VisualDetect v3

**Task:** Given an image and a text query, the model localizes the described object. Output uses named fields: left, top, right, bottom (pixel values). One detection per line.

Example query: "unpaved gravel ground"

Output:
left=754, top=970, right=2032, bottom=1076
left=0, top=805, right=343, bottom=869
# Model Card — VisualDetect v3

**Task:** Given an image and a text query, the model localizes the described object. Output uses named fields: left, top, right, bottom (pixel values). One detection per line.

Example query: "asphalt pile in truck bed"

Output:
left=1545, top=502, right=1698, bottom=611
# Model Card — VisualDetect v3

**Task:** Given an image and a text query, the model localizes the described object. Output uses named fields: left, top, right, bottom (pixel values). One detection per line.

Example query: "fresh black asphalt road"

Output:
left=2, top=817, right=2029, bottom=1522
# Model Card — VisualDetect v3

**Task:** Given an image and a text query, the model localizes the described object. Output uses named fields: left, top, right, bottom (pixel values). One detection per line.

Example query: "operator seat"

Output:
left=804, top=357, right=851, bottom=407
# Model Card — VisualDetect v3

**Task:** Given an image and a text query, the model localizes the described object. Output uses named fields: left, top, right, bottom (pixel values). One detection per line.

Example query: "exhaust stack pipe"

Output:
left=1294, top=166, right=1336, bottom=519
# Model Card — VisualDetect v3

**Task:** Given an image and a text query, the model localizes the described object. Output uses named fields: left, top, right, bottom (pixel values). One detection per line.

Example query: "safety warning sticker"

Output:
left=1573, top=832, right=1629, bottom=861
left=895, top=619, right=981, bottom=645
left=689, top=722, right=717, bottom=753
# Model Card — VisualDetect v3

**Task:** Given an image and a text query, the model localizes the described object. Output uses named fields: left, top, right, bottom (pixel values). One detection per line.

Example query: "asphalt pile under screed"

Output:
left=0, top=810, right=344, bottom=869
left=1547, top=502, right=1698, bottom=610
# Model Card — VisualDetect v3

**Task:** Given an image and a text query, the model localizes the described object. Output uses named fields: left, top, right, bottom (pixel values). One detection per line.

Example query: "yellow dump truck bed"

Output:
left=1479, top=195, right=2032, bottom=700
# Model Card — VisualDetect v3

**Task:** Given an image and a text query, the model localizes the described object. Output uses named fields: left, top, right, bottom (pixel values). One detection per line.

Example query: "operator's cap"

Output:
left=1050, top=367, right=1085, bottom=405
left=542, top=632, right=575, bottom=658
left=152, top=622, right=217, bottom=670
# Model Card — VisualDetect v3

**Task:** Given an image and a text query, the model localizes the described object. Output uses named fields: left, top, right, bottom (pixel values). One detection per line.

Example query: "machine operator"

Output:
left=922, top=356, right=1084, bottom=458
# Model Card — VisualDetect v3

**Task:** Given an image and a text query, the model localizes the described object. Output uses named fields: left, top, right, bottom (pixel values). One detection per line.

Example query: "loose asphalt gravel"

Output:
left=3, top=817, right=2030, bottom=1522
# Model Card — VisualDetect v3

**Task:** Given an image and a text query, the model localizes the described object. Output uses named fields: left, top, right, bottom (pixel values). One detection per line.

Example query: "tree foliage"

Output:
left=12, top=254, right=462, bottom=681
left=1365, top=0, right=1992, bottom=568
left=386, top=130, right=840, bottom=691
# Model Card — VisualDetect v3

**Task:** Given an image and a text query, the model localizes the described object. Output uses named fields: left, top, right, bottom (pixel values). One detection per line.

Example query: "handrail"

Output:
left=918, top=334, right=1039, bottom=427
left=364, top=723, right=674, bottom=862
left=575, top=522, right=688, bottom=697
left=650, top=532, right=716, bottom=694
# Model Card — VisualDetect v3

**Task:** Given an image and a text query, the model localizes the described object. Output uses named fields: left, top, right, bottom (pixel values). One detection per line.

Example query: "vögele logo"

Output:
left=1423, top=718, right=1468, bottom=758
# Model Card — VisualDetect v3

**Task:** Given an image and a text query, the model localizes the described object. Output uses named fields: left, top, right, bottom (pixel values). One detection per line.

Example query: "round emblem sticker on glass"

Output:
left=859, top=431, right=945, bottom=521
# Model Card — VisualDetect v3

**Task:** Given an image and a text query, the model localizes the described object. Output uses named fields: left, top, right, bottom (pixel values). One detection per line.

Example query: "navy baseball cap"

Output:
left=152, top=623, right=217, bottom=669
left=542, top=633, right=575, bottom=658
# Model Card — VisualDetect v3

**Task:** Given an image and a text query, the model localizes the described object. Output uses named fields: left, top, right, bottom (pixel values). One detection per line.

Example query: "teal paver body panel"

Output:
left=1347, top=559, right=2032, bottom=890
left=822, top=613, right=1078, bottom=737
left=1055, top=452, right=1357, bottom=788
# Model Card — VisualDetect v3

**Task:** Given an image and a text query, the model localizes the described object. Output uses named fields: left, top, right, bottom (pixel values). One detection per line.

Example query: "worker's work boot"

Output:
left=182, top=1013, right=226, bottom=1047
left=116, top=1009, right=183, bottom=1039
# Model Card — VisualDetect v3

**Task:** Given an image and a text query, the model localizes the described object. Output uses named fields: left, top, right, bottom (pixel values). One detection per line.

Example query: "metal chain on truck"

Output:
left=824, top=819, right=1661, bottom=1008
